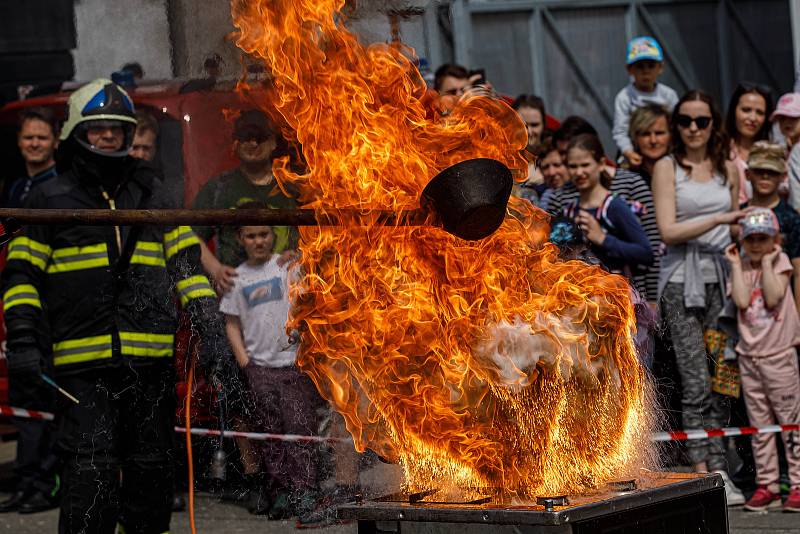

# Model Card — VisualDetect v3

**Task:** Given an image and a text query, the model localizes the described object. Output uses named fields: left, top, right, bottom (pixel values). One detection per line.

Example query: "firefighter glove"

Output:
left=6, top=337, right=44, bottom=382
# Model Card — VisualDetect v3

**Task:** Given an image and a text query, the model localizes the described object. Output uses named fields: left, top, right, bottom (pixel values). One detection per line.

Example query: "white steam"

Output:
left=473, top=314, right=609, bottom=392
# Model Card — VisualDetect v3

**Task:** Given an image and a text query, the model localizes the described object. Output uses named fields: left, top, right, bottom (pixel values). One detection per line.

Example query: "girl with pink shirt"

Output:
left=725, top=207, right=800, bottom=512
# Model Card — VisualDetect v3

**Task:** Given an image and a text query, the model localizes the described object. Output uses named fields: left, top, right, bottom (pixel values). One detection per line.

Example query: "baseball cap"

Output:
left=747, top=141, right=786, bottom=174
left=740, top=208, right=779, bottom=239
left=626, top=36, right=664, bottom=65
left=233, top=109, right=275, bottom=141
left=770, top=93, right=800, bottom=121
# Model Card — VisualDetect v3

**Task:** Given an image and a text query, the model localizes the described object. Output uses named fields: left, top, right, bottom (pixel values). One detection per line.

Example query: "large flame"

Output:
left=231, top=0, right=650, bottom=496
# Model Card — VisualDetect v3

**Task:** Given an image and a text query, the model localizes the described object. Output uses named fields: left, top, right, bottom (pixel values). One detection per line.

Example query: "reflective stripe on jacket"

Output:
left=1, top=160, right=216, bottom=372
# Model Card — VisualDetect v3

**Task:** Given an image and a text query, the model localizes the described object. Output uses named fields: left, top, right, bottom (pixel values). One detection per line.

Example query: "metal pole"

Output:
left=0, top=208, right=429, bottom=227
left=792, top=0, right=800, bottom=85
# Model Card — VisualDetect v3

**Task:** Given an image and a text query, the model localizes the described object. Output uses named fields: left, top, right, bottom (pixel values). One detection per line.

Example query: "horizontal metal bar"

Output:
left=0, top=208, right=429, bottom=227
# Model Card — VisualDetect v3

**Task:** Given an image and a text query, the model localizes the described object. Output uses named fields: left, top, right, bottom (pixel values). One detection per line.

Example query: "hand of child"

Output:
left=575, top=212, right=605, bottom=245
left=235, top=351, right=250, bottom=369
left=277, top=249, right=299, bottom=267
left=761, top=243, right=782, bottom=266
left=724, top=243, right=741, bottom=267
left=623, top=150, right=643, bottom=167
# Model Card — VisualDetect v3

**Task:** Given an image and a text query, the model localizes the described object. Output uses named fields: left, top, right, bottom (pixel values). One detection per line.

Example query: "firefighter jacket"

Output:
left=1, top=156, right=218, bottom=375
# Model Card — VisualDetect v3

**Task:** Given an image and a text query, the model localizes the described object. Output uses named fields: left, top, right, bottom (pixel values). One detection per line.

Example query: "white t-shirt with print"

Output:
left=219, top=256, right=296, bottom=367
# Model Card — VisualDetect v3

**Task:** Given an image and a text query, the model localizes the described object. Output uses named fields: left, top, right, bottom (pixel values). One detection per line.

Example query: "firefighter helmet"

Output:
left=60, top=78, right=137, bottom=157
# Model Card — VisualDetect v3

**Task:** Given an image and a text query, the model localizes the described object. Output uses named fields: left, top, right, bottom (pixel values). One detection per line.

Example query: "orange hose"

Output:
left=184, top=361, right=197, bottom=534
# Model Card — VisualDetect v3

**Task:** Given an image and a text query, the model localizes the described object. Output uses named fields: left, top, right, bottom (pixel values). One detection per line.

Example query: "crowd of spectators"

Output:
left=479, top=35, right=800, bottom=513
left=4, top=32, right=800, bottom=527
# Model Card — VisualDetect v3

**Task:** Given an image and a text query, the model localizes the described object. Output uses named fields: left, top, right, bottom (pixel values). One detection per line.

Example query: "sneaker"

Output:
left=744, top=486, right=781, bottom=512
left=247, top=486, right=271, bottom=515
left=268, top=490, right=292, bottom=520
left=18, top=491, right=60, bottom=514
left=783, top=488, right=800, bottom=513
left=713, top=470, right=745, bottom=506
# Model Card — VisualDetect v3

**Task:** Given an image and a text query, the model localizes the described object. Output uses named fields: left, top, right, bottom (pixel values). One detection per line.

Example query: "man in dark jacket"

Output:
left=0, top=108, right=61, bottom=514
left=1, top=78, right=229, bottom=534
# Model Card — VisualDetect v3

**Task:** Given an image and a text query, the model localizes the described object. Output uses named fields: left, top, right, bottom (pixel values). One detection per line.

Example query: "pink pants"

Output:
left=739, top=348, right=800, bottom=492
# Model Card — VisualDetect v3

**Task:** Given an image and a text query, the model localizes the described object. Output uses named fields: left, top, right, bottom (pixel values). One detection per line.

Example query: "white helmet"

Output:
left=61, top=78, right=137, bottom=157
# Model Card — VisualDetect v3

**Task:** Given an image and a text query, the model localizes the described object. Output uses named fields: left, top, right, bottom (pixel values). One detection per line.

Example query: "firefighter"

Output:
left=1, top=78, right=230, bottom=533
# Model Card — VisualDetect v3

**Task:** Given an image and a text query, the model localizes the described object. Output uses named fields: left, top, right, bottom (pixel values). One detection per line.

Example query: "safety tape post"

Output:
left=1, top=405, right=798, bottom=444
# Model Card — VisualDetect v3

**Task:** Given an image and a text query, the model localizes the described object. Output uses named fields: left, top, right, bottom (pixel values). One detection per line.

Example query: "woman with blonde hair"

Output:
left=626, top=103, right=672, bottom=186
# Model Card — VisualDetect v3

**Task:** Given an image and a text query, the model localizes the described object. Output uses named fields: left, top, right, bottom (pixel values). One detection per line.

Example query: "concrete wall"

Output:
left=167, top=0, right=430, bottom=78
left=70, top=0, right=432, bottom=82
left=167, top=0, right=242, bottom=78
left=72, top=0, right=173, bottom=80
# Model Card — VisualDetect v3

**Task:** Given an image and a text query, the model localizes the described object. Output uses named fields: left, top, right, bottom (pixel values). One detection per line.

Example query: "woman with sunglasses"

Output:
left=724, top=83, right=774, bottom=205
left=652, top=90, right=749, bottom=506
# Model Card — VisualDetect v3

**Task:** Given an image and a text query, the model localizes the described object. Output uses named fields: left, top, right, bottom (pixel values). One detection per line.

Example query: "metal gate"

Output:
left=422, top=0, right=795, bottom=151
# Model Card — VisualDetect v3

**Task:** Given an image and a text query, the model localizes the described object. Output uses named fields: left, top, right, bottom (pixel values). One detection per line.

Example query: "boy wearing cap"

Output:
left=770, top=93, right=800, bottom=210
left=612, top=36, right=678, bottom=166
left=725, top=208, right=800, bottom=512
left=744, top=141, right=800, bottom=309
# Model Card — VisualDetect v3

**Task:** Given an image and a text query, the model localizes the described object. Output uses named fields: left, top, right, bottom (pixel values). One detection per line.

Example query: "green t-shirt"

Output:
left=192, top=168, right=298, bottom=267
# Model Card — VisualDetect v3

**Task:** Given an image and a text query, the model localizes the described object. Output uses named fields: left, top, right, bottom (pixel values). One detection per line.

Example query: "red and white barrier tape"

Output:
left=1, top=405, right=797, bottom=444
left=174, top=426, right=350, bottom=444
left=652, top=424, right=800, bottom=442
left=0, top=404, right=54, bottom=421
left=0, top=405, right=348, bottom=443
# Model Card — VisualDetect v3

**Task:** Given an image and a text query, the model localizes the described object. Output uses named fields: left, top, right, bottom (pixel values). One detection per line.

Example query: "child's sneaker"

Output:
left=783, top=488, right=800, bottom=512
left=713, top=470, right=745, bottom=506
left=744, top=486, right=781, bottom=511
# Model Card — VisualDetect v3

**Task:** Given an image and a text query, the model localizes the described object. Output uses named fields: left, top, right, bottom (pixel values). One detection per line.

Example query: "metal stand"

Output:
left=339, top=472, right=728, bottom=534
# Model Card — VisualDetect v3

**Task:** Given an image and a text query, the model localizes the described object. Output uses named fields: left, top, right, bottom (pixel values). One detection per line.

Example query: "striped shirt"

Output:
left=547, top=168, right=661, bottom=300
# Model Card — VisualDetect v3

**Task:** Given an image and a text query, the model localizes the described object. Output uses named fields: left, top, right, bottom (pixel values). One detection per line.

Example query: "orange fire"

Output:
left=231, top=0, right=651, bottom=496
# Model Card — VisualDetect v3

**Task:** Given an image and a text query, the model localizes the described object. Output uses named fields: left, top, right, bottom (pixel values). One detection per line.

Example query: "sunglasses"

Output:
left=676, top=114, right=712, bottom=130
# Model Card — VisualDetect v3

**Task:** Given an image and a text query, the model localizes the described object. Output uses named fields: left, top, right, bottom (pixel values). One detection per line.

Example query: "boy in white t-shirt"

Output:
left=220, top=221, right=320, bottom=519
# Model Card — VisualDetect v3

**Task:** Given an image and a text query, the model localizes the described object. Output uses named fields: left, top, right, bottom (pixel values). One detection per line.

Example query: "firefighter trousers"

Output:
left=56, top=364, right=175, bottom=534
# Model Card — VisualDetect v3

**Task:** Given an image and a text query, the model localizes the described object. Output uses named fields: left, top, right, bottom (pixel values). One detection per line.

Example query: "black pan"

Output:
left=421, top=158, right=513, bottom=241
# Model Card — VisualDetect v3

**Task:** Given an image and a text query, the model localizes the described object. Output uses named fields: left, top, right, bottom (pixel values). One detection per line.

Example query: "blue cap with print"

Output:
left=626, top=36, right=664, bottom=65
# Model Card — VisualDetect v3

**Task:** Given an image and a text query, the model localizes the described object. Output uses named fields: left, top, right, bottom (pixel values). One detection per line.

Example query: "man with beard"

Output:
left=1, top=78, right=228, bottom=533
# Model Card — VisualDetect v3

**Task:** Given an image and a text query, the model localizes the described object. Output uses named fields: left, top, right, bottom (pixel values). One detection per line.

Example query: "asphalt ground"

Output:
left=0, top=492, right=798, bottom=533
